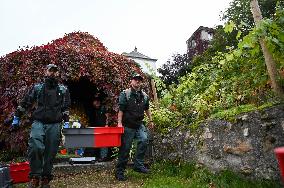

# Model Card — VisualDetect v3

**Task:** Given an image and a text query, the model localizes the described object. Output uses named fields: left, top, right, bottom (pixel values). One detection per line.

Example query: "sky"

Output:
left=0, top=0, right=232, bottom=68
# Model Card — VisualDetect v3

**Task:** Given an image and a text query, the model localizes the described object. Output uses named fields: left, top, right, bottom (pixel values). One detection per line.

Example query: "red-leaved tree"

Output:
left=0, top=32, right=147, bottom=155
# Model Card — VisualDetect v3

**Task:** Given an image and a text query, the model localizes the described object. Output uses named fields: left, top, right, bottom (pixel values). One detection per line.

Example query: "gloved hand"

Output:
left=11, top=116, right=20, bottom=128
left=63, top=122, right=69, bottom=128
left=3, top=117, right=12, bottom=126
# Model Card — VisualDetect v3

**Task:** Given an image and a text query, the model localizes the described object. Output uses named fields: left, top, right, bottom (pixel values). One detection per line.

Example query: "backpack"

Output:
left=123, top=88, right=148, bottom=102
left=34, top=83, right=67, bottom=101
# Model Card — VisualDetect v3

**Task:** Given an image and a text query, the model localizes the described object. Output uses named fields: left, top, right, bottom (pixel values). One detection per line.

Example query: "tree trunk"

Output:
left=150, top=79, right=159, bottom=108
left=250, top=0, right=284, bottom=98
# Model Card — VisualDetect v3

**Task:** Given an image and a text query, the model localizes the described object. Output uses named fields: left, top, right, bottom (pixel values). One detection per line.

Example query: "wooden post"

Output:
left=150, top=79, right=159, bottom=108
left=250, top=0, right=284, bottom=98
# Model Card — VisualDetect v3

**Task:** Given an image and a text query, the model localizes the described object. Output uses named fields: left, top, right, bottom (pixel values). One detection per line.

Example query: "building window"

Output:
left=201, top=30, right=213, bottom=41
left=208, top=33, right=213, bottom=41
left=191, top=40, right=196, bottom=48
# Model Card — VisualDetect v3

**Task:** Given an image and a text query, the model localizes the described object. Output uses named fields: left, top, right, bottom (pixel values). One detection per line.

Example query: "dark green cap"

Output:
left=131, top=73, right=143, bottom=81
left=46, top=64, right=58, bottom=72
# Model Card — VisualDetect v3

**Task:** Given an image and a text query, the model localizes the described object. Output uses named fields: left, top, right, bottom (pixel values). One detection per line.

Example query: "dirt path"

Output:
left=52, top=168, right=143, bottom=188
left=14, top=162, right=146, bottom=188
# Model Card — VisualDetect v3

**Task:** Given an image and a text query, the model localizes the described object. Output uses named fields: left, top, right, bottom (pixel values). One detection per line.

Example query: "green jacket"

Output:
left=118, top=88, right=149, bottom=128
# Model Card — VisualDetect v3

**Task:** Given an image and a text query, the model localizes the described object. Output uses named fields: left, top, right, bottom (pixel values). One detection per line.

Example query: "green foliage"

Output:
left=56, top=153, right=77, bottom=159
left=132, top=161, right=281, bottom=188
left=213, top=170, right=281, bottom=188
left=0, top=150, right=24, bottom=162
left=151, top=74, right=169, bottom=98
left=210, top=102, right=276, bottom=122
left=151, top=105, right=183, bottom=134
left=221, top=0, right=278, bottom=34
left=158, top=53, right=191, bottom=86
left=152, top=4, right=284, bottom=132
left=224, top=21, right=236, bottom=33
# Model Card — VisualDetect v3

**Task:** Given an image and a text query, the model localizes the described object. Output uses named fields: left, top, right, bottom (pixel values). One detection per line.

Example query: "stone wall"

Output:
left=153, top=104, right=284, bottom=180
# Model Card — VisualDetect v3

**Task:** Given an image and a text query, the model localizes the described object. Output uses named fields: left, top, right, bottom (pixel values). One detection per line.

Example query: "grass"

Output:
left=140, top=161, right=282, bottom=188
left=13, top=161, right=282, bottom=188
left=56, top=153, right=78, bottom=158
left=209, top=102, right=277, bottom=122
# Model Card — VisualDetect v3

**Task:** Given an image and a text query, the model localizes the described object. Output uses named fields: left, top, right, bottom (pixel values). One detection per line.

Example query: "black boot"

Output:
left=133, top=166, right=150, bottom=174
left=115, top=171, right=127, bottom=181
left=40, top=176, right=51, bottom=188
left=28, top=177, right=40, bottom=188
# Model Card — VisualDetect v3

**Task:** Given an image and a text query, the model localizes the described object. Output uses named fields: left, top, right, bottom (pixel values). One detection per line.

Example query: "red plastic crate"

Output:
left=275, top=147, right=284, bottom=181
left=10, top=161, right=30, bottom=184
left=94, top=126, right=124, bottom=147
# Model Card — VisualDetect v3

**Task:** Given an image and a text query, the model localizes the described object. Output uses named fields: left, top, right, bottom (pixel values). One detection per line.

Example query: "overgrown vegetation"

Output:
left=152, top=2, right=284, bottom=134
left=221, top=0, right=278, bottom=34
left=0, top=32, right=146, bottom=155
left=141, top=161, right=281, bottom=188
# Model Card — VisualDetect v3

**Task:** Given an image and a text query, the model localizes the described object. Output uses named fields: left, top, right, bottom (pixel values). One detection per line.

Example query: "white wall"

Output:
left=130, top=57, right=157, bottom=75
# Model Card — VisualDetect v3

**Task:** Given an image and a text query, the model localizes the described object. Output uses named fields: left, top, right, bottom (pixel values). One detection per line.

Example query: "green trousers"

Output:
left=28, top=120, right=61, bottom=179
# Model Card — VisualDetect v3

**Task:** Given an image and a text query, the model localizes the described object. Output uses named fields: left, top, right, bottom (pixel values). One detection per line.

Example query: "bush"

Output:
left=0, top=32, right=147, bottom=154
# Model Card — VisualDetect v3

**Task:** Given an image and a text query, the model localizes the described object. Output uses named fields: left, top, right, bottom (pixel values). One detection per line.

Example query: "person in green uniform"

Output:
left=11, top=64, right=71, bottom=188
left=115, top=74, right=154, bottom=181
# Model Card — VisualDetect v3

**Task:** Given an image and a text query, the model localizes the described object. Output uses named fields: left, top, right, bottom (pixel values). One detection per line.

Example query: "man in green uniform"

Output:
left=115, top=74, right=154, bottom=181
left=11, top=64, right=71, bottom=188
